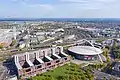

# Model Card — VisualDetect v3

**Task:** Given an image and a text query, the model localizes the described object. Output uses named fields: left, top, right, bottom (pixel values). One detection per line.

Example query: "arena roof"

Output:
left=68, top=46, right=102, bottom=55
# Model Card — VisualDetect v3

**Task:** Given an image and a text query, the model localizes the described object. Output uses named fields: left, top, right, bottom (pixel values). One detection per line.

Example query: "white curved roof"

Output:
left=68, top=46, right=102, bottom=55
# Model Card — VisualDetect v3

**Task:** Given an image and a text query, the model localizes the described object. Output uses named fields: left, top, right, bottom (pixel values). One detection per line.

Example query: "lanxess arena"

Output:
left=68, top=46, right=103, bottom=61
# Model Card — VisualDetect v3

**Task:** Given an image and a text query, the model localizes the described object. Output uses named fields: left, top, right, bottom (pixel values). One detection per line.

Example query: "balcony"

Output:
left=42, top=56, right=55, bottom=70
left=21, top=61, right=35, bottom=77
left=22, top=67, right=35, bottom=78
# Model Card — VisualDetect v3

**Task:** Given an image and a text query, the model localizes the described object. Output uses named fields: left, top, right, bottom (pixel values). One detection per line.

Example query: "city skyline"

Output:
left=0, top=0, right=120, bottom=18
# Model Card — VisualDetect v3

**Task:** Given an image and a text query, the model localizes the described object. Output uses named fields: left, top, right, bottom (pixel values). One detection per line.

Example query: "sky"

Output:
left=0, top=0, right=120, bottom=18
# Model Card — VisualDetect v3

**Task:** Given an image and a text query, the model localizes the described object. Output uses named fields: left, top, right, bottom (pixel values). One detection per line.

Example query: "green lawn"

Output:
left=31, top=64, right=69, bottom=80
left=30, top=63, right=94, bottom=80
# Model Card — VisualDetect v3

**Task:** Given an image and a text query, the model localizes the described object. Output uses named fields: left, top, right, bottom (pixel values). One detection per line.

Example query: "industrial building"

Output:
left=13, top=46, right=71, bottom=79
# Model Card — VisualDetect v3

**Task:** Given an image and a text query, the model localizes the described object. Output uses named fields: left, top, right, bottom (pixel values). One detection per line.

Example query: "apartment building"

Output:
left=13, top=46, right=71, bottom=79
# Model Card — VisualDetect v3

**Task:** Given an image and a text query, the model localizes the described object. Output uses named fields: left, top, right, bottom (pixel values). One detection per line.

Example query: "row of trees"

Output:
left=113, top=41, right=120, bottom=59
left=83, top=64, right=105, bottom=71
left=102, top=46, right=110, bottom=63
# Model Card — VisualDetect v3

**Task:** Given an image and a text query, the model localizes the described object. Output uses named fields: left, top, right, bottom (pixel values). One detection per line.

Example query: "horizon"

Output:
left=0, top=17, right=120, bottom=19
left=0, top=18, right=120, bottom=22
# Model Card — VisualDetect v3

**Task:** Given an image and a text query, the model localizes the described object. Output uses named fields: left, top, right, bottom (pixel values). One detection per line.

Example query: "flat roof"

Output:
left=68, top=46, right=102, bottom=55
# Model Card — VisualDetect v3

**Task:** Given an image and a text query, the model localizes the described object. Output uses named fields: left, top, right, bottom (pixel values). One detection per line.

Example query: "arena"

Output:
left=68, top=46, right=103, bottom=61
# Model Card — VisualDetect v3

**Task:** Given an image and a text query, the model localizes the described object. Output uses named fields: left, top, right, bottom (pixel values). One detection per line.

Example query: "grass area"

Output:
left=31, top=64, right=69, bottom=80
left=30, top=63, right=94, bottom=80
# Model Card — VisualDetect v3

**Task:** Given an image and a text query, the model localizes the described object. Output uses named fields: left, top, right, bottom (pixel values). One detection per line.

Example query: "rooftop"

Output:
left=68, top=46, right=102, bottom=55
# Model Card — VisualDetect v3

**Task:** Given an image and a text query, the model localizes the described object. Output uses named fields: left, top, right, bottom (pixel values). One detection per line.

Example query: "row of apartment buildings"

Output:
left=13, top=46, right=71, bottom=79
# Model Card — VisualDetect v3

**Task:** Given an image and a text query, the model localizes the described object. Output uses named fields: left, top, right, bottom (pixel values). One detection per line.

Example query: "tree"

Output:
left=57, top=76, right=65, bottom=80
left=89, top=74, right=94, bottom=80
left=81, top=75, right=87, bottom=80
left=74, top=76, right=80, bottom=80
left=103, top=77, right=106, bottom=80
left=49, top=75, right=55, bottom=80
left=110, top=77, right=113, bottom=80
left=0, top=44, right=3, bottom=49
left=105, top=46, right=110, bottom=50
left=10, top=40, right=16, bottom=46
left=44, top=77, right=52, bottom=80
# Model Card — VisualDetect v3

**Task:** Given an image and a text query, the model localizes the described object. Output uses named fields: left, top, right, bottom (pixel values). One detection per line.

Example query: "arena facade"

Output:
left=68, top=46, right=103, bottom=62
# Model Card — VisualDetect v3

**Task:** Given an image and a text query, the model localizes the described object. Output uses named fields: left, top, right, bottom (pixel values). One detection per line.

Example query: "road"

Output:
left=0, top=62, right=8, bottom=80
left=109, top=39, right=115, bottom=63
left=94, top=70, right=119, bottom=80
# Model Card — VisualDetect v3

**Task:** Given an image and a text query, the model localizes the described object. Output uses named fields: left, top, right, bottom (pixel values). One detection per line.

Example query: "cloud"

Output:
left=59, top=0, right=120, bottom=10
left=0, top=0, right=120, bottom=18
left=11, top=0, right=30, bottom=1
left=21, top=2, right=53, bottom=10
left=60, top=0, right=117, bottom=3
left=60, top=0, right=90, bottom=3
